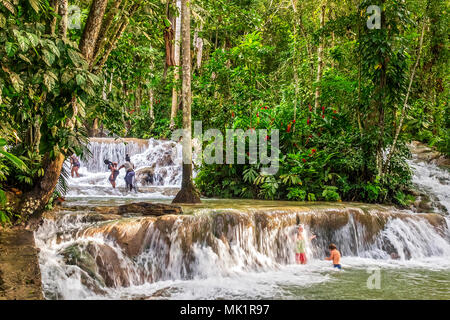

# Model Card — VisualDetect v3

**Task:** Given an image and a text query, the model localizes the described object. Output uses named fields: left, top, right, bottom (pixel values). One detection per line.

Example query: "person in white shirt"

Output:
left=119, top=154, right=135, bottom=191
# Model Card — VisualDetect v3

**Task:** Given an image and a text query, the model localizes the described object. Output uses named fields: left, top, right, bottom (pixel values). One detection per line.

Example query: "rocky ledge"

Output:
left=410, top=141, right=450, bottom=168
left=61, top=202, right=183, bottom=217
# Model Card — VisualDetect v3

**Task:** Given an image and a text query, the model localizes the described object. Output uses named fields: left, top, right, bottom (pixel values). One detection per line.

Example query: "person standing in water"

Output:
left=104, top=159, right=119, bottom=188
left=69, top=154, right=81, bottom=178
left=296, top=224, right=316, bottom=264
left=119, top=154, right=135, bottom=191
left=325, top=243, right=342, bottom=270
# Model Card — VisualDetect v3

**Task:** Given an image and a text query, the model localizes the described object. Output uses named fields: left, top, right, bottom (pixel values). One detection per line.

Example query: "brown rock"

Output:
left=81, top=217, right=156, bottom=257
left=93, top=206, right=120, bottom=215
left=136, top=167, right=156, bottom=185
left=118, top=202, right=182, bottom=216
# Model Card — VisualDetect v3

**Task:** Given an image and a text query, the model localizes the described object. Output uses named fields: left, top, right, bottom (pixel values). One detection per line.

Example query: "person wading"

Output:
left=70, top=154, right=81, bottom=178
left=295, top=224, right=316, bottom=264
left=119, top=154, right=136, bottom=192
left=104, top=159, right=119, bottom=189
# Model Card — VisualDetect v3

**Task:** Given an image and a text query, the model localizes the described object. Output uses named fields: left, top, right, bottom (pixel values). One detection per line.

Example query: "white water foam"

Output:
left=65, top=138, right=186, bottom=198
left=35, top=207, right=450, bottom=300
left=407, top=157, right=450, bottom=214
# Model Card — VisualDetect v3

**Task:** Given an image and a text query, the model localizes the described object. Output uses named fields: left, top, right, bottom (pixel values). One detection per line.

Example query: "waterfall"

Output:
left=83, top=138, right=150, bottom=173
left=66, top=138, right=184, bottom=198
left=35, top=205, right=450, bottom=299
left=407, top=157, right=450, bottom=214
left=35, top=139, right=450, bottom=299
left=407, top=142, right=449, bottom=214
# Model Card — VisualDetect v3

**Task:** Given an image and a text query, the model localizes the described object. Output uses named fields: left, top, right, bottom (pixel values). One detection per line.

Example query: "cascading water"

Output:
left=66, top=138, right=184, bottom=198
left=407, top=156, right=450, bottom=214
left=35, top=203, right=450, bottom=299
left=34, top=138, right=450, bottom=300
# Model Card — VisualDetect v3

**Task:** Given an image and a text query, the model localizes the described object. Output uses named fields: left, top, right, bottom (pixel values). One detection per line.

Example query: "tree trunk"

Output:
left=149, top=88, right=155, bottom=120
left=93, top=3, right=140, bottom=74
left=49, top=0, right=58, bottom=35
left=173, top=0, right=201, bottom=204
left=314, top=3, right=326, bottom=112
left=92, top=0, right=123, bottom=66
left=383, top=20, right=426, bottom=173
left=170, top=0, right=182, bottom=129
left=79, top=0, right=109, bottom=64
left=92, top=118, right=99, bottom=137
left=18, top=153, right=65, bottom=229
left=164, top=0, right=176, bottom=67
left=58, top=0, right=68, bottom=40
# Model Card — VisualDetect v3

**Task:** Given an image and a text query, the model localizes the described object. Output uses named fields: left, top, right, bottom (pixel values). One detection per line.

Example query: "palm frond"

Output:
left=28, top=0, right=41, bottom=12
left=0, top=0, right=16, bottom=15
left=55, top=161, right=70, bottom=196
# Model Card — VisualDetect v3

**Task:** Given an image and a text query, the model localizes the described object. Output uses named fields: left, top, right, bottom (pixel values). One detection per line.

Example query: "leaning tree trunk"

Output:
left=172, top=0, right=201, bottom=204
left=17, top=154, right=66, bottom=229
left=79, top=0, right=109, bottom=63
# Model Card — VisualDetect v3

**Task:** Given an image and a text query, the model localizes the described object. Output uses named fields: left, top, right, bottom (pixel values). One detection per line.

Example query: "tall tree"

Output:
left=79, top=0, right=109, bottom=64
left=12, top=1, right=141, bottom=225
left=172, top=0, right=201, bottom=204
left=170, top=0, right=182, bottom=129
left=314, top=2, right=326, bottom=112
left=58, top=0, right=68, bottom=39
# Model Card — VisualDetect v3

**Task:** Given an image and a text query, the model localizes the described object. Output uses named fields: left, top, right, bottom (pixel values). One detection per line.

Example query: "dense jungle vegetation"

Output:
left=0, top=0, right=448, bottom=224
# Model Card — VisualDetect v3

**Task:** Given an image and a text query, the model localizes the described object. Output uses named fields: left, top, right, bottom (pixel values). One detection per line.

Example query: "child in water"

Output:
left=325, top=243, right=342, bottom=270
left=295, top=224, right=316, bottom=264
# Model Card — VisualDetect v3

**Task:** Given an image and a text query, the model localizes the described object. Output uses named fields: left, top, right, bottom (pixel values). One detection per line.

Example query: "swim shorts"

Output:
left=333, top=264, right=342, bottom=270
left=296, top=253, right=306, bottom=264
left=125, top=170, right=135, bottom=185
left=109, top=170, right=120, bottom=182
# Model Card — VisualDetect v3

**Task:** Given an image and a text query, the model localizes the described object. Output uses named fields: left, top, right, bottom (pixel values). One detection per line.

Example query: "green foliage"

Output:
left=1, top=0, right=447, bottom=213
left=0, top=2, right=95, bottom=222
left=322, top=186, right=341, bottom=202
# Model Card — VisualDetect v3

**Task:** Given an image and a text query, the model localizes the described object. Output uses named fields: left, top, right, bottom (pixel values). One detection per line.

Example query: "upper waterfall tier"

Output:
left=65, top=138, right=184, bottom=197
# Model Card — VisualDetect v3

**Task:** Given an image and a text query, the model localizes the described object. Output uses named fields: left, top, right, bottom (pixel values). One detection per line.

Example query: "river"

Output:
left=34, top=139, right=450, bottom=300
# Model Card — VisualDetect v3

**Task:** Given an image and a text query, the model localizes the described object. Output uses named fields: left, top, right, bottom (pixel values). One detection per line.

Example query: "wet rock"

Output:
left=80, top=213, right=122, bottom=223
left=418, top=213, right=448, bottom=236
left=156, top=153, right=174, bottom=167
left=410, top=141, right=450, bottom=168
left=136, top=166, right=156, bottom=186
left=93, top=206, right=120, bottom=215
left=62, top=242, right=139, bottom=289
left=86, top=243, right=133, bottom=288
left=118, top=202, right=182, bottom=216
left=81, top=218, right=156, bottom=257
left=62, top=244, right=100, bottom=282
left=435, top=156, right=450, bottom=168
